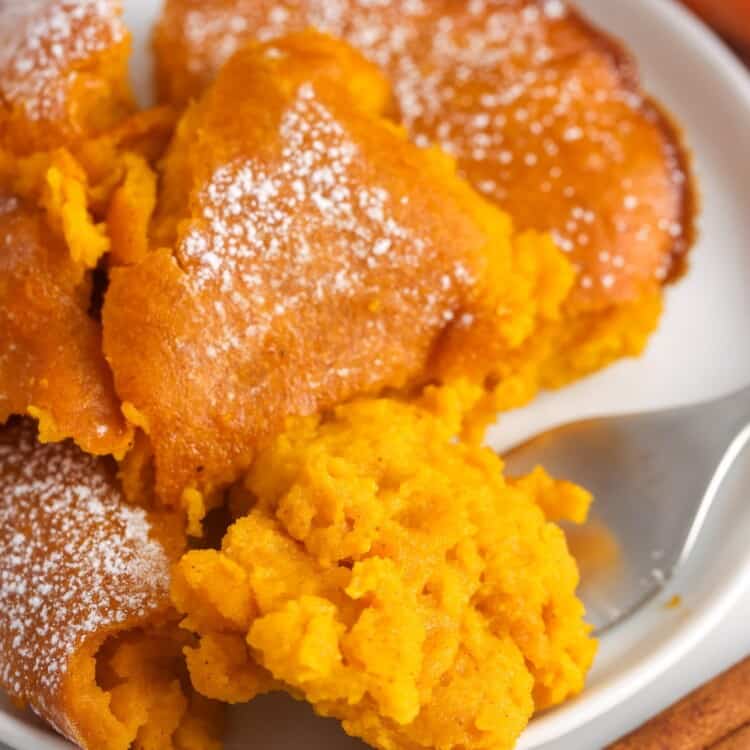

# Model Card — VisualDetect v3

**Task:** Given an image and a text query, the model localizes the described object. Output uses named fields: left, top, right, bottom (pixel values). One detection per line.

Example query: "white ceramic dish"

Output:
left=2, top=0, right=750, bottom=748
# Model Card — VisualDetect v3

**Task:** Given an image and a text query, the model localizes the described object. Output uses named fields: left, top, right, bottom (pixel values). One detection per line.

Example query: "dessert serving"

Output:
left=0, top=1, right=697, bottom=749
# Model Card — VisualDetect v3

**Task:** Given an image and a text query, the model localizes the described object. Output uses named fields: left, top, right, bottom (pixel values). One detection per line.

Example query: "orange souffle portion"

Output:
left=154, top=0, right=695, bottom=393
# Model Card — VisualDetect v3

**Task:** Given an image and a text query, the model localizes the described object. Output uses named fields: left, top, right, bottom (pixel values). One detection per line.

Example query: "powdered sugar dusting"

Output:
left=163, top=0, right=691, bottom=297
left=179, top=82, right=470, bottom=368
left=0, top=0, right=126, bottom=122
left=173, top=0, right=573, bottom=157
left=0, top=194, right=19, bottom=216
left=0, top=420, right=170, bottom=740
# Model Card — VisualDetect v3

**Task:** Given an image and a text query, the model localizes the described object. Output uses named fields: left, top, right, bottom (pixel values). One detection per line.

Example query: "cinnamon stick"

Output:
left=607, top=656, right=750, bottom=750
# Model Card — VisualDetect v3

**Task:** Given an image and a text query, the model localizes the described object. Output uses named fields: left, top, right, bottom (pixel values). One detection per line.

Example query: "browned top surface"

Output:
left=154, top=0, right=695, bottom=309
left=103, top=34, right=505, bottom=505
left=0, top=192, right=131, bottom=456
left=0, top=0, right=133, bottom=154
left=0, top=419, right=171, bottom=743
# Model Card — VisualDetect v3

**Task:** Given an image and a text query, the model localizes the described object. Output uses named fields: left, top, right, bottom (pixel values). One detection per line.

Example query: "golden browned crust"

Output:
left=0, top=0, right=134, bottom=155
left=0, top=192, right=132, bottom=457
left=0, top=419, right=175, bottom=747
left=550, top=6, right=697, bottom=291
left=153, top=0, right=696, bottom=310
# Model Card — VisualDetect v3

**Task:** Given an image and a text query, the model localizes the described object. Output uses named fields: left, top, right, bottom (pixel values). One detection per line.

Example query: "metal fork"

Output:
left=503, top=385, right=750, bottom=635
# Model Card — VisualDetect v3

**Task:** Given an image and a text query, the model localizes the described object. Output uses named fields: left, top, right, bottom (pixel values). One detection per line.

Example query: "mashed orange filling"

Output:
left=172, top=393, right=596, bottom=750
left=63, top=625, right=223, bottom=750
left=453, top=284, right=663, bottom=439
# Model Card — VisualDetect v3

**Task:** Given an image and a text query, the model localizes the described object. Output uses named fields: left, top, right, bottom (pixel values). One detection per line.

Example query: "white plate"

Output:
left=2, top=0, right=750, bottom=748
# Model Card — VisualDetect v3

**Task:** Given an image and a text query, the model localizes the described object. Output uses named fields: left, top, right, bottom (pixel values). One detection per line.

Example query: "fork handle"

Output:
left=607, top=655, right=750, bottom=749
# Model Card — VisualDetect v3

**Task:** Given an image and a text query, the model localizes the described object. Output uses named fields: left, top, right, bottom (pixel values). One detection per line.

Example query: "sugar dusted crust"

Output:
left=0, top=0, right=173, bottom=457
left=0, top=419, right=224, bottom=750
left=0, top=0, right=133, bottom=152
left=0, top=419, right=169, bottom=745
left=154, top=0, right=696, bottom=308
